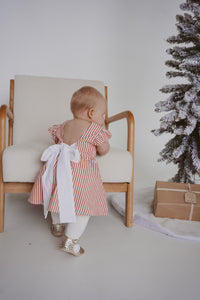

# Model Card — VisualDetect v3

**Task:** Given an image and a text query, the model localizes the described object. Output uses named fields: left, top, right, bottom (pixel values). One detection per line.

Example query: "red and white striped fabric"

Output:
left=28, top=122, right=112, bottom=217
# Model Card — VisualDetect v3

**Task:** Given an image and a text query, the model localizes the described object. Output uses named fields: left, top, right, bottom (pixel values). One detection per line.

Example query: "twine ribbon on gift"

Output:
left=41, top=142, right=80, bottom=223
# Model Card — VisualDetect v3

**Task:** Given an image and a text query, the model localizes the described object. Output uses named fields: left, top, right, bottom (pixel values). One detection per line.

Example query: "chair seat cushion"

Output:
left=3, top=144, right=133, bottom=183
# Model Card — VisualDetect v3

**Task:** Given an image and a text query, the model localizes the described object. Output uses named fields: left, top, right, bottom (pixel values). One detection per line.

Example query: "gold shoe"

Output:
left=60, top=236, right=85, bottom=256
left=51, top=224, right=65, bottom=237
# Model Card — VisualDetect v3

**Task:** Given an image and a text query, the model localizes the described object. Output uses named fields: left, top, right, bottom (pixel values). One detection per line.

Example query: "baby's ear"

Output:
left=88, top=108, right=94, bottom=119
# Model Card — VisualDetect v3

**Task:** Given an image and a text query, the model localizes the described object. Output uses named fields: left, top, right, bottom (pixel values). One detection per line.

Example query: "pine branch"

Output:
left=191, top=137, right=200, bottom=172
left=184, top=87, right=197, bottom=101
left=181, top=1, right=200, bottom=20
left=180, top=53, right=200, bottom=74
left=151, top=128, right=167, bottom=136
left=158, top=135, right=184, bottom=162
left=176, top=13, right=197, bottom=31
left=166, top=71, right=185, bottom=78
left=166, top=46, right=198, bottom=60
left=160, top=111, right=178, bottom=124
left=165, top=60, right=181, bottom=69
left=176, top=101, right=190, bottom=118
left=154, top=93, right=181, bottom=112
left=182, top=115, right=197, bottom=134
left=172, top=136, right=189, bottom=159
left=160, top=84, right=192, bottom=93
left=167, top=34, right=191, bottom=44
left=191, top=102, right=200, bottom=118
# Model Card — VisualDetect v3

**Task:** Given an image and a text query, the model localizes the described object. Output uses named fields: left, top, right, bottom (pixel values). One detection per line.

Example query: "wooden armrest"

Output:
left=0, top=105, right=14, bottom=153
left=0, top=105, right=13, bottom=121
left=105, top=110, right=135, bottom=155
left=105, top=110, right=134, bottom=125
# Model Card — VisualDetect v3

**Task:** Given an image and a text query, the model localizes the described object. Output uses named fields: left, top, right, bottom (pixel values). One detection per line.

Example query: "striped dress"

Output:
left=28, top=122, right=112, bottom=217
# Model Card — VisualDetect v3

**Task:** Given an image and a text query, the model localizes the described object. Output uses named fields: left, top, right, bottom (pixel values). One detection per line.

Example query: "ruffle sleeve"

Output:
left=48, top=123, right=65, bottom=144
left=93, top=127, right=112, bottom=146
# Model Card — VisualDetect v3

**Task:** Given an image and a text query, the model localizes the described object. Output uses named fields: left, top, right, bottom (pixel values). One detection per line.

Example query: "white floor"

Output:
left=1, top=192, right=200, bottom=300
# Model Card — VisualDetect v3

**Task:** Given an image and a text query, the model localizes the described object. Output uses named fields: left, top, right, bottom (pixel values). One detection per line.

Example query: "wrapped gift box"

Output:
left=154, top=181, right=200, bottom=221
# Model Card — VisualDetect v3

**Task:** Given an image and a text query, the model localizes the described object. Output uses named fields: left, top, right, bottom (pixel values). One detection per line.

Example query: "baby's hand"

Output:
left=96, top=141, right=110, bottom=156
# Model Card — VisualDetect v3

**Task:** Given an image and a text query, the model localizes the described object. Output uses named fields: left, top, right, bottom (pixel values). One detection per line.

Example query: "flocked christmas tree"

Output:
left=152, top=0, right=200, bottom=183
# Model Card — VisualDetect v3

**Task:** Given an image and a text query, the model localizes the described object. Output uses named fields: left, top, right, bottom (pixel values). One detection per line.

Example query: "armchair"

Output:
left=0, top=75, right=134, bottom=232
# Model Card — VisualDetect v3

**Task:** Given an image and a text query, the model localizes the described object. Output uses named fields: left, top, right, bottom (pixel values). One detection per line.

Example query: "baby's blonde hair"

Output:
left=70, top=86, right=104, bottom=116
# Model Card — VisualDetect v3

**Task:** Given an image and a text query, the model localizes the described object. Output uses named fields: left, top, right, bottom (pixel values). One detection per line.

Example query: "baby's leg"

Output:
left=65, top=216, right=90, bottom=239
left=60, top=216, right=90, bottom=256
left=51, top=212, right=65, bottom=237
left=51, top=212, right=60, bottom=224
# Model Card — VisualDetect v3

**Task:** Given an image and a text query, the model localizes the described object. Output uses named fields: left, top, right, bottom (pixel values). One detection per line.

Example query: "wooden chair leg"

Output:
left=125, top=182, right=133, bottom=227
left=0, top=182, right=5, bottom=232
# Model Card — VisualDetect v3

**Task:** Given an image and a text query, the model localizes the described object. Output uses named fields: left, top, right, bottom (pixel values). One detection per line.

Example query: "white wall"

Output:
left=0, top=0, right=183, bottom=187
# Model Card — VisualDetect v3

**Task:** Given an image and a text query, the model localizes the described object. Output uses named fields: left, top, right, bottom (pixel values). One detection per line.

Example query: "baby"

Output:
left=28, top=86, right=111, bottom=256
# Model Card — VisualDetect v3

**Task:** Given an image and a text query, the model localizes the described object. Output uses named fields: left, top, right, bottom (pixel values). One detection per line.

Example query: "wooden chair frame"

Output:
left=0, top=80, right=135, bottom=232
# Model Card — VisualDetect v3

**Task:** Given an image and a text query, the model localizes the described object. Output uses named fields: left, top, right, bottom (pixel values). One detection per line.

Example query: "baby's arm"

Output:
left=96, top=141, right=110, bottom=156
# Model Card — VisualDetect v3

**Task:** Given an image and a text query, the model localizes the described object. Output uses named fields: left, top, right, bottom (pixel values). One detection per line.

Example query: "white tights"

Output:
left=51, top=212, right=90, bottom=240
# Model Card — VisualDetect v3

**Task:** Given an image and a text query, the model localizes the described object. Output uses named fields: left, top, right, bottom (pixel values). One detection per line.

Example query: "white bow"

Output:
left=41, top=143, right=80, bottom=223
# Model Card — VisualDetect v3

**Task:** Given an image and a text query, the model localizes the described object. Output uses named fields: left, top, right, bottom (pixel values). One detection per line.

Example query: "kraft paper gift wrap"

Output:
left=154, top=181, right=200, bottom=221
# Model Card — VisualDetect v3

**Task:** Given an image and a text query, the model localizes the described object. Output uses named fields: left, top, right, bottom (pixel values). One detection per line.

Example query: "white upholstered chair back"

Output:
left=13, top=75, right=105, bottom=145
